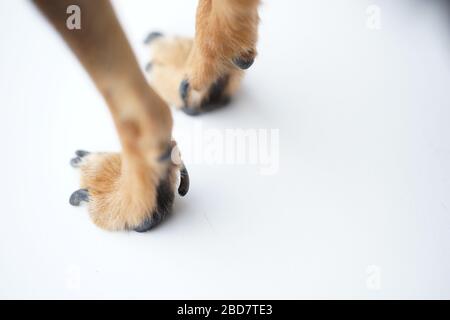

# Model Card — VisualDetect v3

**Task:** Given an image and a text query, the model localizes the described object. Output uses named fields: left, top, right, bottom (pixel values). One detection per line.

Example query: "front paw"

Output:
left=69, top=149, right=189, bottom=232
left=144, top=34, right=246, bottom=115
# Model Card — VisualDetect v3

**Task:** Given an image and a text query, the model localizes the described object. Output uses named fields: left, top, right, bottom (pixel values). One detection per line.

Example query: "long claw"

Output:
left=71, top=150, right=90, bottom=168
left=69, top=189, right=89, bottom=206
left=144, top=31, right=163, bottom=45
left=178, top=164, right=190, bottom=196
left=75, top=150, right=90, bottom=158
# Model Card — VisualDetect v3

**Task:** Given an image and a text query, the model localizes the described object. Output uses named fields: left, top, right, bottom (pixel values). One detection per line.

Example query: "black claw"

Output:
left=232, top=56, right=255, bottom=70
left=70, top=157, right=82, bottom=168
left=71, top=150, right=90, bottom=168
left=144, top=31, right=163, bottom=45
left=75, top=150, right=90, bottom=158
left=178, top=164, right=190, bottom=197
left=179, top=79, right=202, bottom=116
left=69, top=189, right=89, bottom=206
left=179, top=79, right=190, bottom=103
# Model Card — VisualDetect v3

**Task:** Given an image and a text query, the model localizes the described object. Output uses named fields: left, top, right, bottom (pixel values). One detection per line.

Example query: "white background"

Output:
left=0, top=0, right=450, bottom=299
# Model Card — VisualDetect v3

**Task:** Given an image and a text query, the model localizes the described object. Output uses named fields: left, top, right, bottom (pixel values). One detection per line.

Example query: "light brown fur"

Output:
left=33, top=0, right=260, bottom=231
left=189, top=0, right=259, bottom=89
left=147, top=37, right=244, bottom=108
left=78, top=152, right=179, bottom=230
left=148, top=0, right=260, bottom=110
left=147, top=37, right=194, bottom=107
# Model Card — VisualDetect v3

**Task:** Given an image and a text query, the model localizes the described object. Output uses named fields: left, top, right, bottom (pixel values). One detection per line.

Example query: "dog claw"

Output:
left=232, top=49, right=256, bottom=70
left=232, top=56, right=255, bottom=70
left=179, top=79, right=202, bottom=115
left=69, top=189, right=90, bottom=206
left=144, top=31, right=163, bottom=45
left=70, top=157, right=82, bottom=168
left=178, top=164, right=190, bottom=196
left=179, top=79, right=190, bottom=103
left=71, top=150, right=90, bottom=168
left=75, top=150, right=90, bottom=158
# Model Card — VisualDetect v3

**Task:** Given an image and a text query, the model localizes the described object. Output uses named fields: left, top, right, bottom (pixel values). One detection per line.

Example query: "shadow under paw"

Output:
left=180, top=75, right=231, bottom=116
left=134, top=164, right=189, bottom=232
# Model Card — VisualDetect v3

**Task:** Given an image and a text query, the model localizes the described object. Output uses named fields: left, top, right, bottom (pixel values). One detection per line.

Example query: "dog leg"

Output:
left=146, top=0, right=260, bottom=115
left=33, top=0, right=188, bottom=231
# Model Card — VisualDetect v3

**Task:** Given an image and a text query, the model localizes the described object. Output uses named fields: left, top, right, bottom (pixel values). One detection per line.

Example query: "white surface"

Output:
left=1, top=0, right=450, bottom=299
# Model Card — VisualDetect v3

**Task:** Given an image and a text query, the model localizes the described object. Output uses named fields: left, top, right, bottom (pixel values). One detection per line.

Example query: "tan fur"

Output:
left=147, top=37, right=193, bottom=107
left=183, top=0, right=260, bottom=107
left=34, top=0, right=174, bottom=231
left=34, top=0, right=259, bottom=231
left=147, top=36, right=244, bottom=108
left=189, top=0, right=259, bottom=88
left=146, top=0, right=259, bottom=109
left=78, top=153, right=179, bottom=230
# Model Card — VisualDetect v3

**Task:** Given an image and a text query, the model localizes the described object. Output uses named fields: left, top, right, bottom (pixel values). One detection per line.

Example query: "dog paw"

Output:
left=144, top=33, right=244, bottom=115
left=69, top=149, right=189, bottom=232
